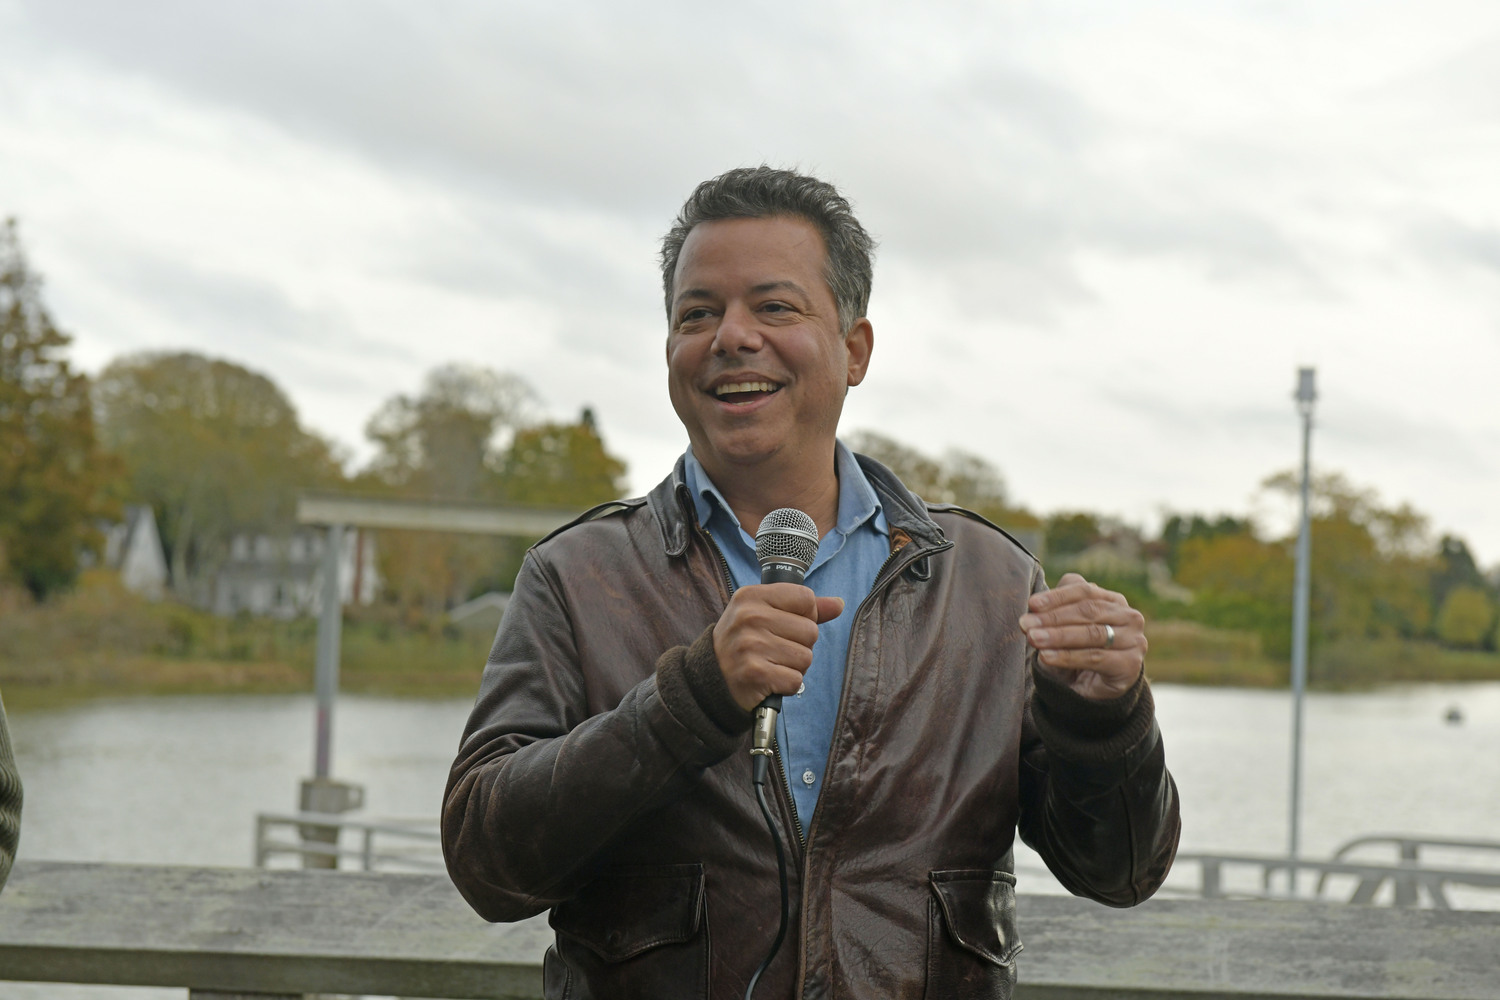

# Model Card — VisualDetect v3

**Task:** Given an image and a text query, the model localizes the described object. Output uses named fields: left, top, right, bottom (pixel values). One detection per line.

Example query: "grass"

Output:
left=1144, top=620, right=1500, bottom=689
left=1143, top=620, right=1286, bottom=687
left=0, top=572, right=492, bottom=711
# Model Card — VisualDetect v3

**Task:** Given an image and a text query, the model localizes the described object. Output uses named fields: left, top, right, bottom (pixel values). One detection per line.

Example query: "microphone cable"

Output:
left=745, top=741, right=790, bottom=1000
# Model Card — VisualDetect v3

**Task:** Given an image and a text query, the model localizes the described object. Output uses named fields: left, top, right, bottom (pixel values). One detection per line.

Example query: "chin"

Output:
left=699, top=433, right=784, bottom=469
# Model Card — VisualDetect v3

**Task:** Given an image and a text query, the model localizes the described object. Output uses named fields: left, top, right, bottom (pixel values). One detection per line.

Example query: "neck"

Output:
left=698, top=445, right=841, bottom=539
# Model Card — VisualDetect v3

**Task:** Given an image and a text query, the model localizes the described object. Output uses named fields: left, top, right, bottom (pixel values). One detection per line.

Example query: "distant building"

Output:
left=1053, top=532, right=1193, bottom=603
left=212, top=528, right=379, bottom=618
left=1062, top=537, right=1144, bottom=580
left=100, top=505, right=169, bottom=601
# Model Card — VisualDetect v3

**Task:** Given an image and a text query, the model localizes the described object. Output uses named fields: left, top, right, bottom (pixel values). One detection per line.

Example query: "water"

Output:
left=4, top=683, right=1500, bottom=996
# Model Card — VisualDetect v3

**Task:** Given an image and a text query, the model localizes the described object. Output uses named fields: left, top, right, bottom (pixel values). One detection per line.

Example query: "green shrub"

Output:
left=1436, top=586, right=1494, bottom=649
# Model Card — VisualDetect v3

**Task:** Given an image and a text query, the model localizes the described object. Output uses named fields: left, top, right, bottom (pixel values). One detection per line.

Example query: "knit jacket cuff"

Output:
left=1031, top=665, right=1154, bottom=765
left=655, top=625, right=754, bottom=757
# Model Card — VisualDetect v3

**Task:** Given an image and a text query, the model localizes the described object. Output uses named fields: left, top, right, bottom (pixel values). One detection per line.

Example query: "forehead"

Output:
left=673, top=215, right=829, bottom=293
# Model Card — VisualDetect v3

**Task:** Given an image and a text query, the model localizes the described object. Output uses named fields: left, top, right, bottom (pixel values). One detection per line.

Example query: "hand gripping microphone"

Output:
left=750, top=508, right=819, bottom=759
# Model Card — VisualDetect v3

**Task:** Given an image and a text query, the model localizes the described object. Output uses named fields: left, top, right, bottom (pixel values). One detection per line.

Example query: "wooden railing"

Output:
left=1175, top=838, right=1500, bottom=908
left=2, top=860, right=1499, bottom=999
left=254, top=810, right=443, bottom=871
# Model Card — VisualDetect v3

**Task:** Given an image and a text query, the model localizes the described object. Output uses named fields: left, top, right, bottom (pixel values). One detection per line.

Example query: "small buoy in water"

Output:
left=1445, top=706, right=1464, bottom=725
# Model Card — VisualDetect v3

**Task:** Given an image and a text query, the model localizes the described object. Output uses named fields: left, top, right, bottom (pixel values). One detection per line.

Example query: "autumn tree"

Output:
left=1160, top=513, right=1253, bottom=574
left=1175, top=532, right=1295, bottom=655
left=1261, top=471, right=1434, bottom=643
left=363, top=364, right=536, bottom=498
left=93, top=351, right=344, bottom=594
left=844, top=430, right=1035, bottom=528
left=360, top=365, right=627, bottom=615
left=495, top=412, right=627, bottom=508
left=0, top=219, right=121, bottom=598
left=1045, top=513, right=1103, bottom=558
left=1435, top=586, right=1494, bottom=649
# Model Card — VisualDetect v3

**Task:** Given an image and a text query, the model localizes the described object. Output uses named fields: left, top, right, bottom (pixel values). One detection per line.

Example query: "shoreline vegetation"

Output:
left=3, top=573, right=1499, bottom=713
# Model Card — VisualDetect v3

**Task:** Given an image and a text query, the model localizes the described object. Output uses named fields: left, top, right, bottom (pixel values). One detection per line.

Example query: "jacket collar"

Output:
left=645, top=450, right=947, bottom=559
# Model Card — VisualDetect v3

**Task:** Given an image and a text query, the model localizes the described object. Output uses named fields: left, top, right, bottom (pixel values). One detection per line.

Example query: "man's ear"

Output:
left=845, top=318, right=873, bottom=387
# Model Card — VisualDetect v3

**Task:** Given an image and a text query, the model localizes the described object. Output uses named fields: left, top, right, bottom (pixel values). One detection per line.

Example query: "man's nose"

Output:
left=711, top=303, right=764, bottom=355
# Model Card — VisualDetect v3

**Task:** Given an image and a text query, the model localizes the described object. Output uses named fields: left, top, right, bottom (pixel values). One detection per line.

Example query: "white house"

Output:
left=100, top=505, right=169, bottom=601
left=212, top=528, right=379, bottom=618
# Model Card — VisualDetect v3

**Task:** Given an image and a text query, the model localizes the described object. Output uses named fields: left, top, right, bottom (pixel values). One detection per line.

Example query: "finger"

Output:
left=749, top=582, right=820, bottom=617
left=814, top=596, right=846, bottom=624
left=1022, top=593, right=1137, bottom=630
left=728, top=659, right=810, bottom=710
left=722, top=630, right=816, bottom=680
left=1027, top=578, right=1121, bottom=615
left=1024, top=622, right=1146, bottom=651
left=1035, top=646, right=1142, bottom=676
left=761, top=610, right=821, bottom=649
left=764, top=664, right=809, bottom=696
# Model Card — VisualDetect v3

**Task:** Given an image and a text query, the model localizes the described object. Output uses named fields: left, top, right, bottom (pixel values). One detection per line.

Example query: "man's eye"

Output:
left=761, top=302, right=790, bottom=313
left=680, top=308, right=712, bottom=323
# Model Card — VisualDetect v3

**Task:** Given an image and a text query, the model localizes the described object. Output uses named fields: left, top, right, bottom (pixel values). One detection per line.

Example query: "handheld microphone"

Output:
left=743, top=507, right=819, bottom=1000
left=751, top=508, right=819, bottom=759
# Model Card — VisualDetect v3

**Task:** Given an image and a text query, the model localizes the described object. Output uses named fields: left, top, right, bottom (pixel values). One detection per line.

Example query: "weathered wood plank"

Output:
left=1014, top=894, right=1500, bottom=999
left=2, top=862, right=1499, bottom=998
left=0, top=861, right=550, bottom=998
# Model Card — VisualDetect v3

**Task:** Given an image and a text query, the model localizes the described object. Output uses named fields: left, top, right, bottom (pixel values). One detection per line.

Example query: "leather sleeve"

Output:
left=1015, top=563, right=1181, bottom=906
left=0, top=692, right=21, bottom=892
left=441, top=549, right=748, bottom=922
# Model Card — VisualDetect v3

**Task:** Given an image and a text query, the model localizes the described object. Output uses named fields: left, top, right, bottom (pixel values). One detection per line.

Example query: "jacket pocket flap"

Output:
left=550, top=864, right=705, bottom=963
left=929, top=869, right=1023, bottom=966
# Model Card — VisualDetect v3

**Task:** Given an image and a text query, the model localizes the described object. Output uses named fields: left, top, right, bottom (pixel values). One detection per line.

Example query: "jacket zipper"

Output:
left=801, top=536, right=949, bottom=838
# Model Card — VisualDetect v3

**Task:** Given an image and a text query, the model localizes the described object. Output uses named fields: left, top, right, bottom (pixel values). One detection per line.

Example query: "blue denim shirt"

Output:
left=683, top=442, right=889, bottom=826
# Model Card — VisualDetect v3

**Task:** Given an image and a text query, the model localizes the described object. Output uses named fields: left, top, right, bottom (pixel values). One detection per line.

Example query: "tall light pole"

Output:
left=1288, top=367, right=1316, bottom=895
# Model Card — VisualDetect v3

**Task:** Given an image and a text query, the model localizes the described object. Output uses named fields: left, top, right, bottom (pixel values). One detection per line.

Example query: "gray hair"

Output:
left=660, top=166, right=876, bottom=334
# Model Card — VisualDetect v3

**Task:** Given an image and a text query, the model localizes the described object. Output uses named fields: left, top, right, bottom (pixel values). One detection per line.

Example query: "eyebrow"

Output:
left=750, top=280, right=810, bottom=300
left=673, top=280, right=811, bottom=308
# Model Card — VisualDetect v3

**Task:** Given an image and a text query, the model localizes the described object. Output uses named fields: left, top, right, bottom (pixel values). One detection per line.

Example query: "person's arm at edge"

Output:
left=0, top=689, right=21, bottom=892
left=441, top=549, right=752, bottom=922
left=1015, top=562, right=1181, bottom=906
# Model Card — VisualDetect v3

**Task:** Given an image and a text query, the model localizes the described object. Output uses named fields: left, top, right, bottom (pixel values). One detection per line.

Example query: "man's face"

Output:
left=666, top=215, right=873, bottom=480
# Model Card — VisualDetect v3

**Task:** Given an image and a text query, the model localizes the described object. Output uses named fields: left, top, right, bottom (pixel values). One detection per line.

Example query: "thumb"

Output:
left=814, top=596, right=846, bottom=624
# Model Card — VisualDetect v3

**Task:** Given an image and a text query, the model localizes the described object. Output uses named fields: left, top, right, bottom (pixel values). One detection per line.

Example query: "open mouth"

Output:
left=712, top=380, right=783, bottom=405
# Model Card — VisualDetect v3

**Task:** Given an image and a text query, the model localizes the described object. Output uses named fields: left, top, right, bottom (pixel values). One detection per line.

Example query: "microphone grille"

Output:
left=755, top=507, right=819, bottom=571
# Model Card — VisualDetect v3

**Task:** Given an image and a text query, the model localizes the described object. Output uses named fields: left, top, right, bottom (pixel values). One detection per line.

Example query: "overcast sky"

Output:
left=3, top=0, right=1497, bottom=565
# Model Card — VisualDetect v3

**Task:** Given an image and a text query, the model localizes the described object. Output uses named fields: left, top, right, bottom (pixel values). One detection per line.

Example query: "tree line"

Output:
left=3, top=218, right=1497, bottom=660
left=0, top=220, right=624, bottom=616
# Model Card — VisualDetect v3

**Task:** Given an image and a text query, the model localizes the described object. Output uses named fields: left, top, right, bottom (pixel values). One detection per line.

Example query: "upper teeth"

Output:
left=715, top=381, right=777, bottom=396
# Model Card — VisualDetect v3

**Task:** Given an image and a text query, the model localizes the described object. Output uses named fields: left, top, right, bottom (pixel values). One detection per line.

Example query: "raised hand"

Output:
left=1019, top=573, right=1146, bottom=700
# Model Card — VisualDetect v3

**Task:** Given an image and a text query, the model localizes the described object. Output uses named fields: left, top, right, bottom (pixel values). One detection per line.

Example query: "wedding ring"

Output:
left=1104, top=624, right=1116, bottom=649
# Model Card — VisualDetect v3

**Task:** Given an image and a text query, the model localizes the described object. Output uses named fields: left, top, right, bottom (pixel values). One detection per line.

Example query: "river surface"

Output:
left=4, top=682, right=1500, bottom=996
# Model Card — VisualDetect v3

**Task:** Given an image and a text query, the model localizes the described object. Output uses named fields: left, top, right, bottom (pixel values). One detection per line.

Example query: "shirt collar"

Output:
left=682, top=441, right=887, bottom=541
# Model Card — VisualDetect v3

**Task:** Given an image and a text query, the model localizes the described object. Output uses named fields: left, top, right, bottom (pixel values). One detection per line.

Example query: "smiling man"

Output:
left=443, top=167, right=1180, bottom=1000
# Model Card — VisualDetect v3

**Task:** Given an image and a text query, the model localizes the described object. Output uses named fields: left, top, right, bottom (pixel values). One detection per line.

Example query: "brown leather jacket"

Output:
left=443, top=455, right=1180, bottom=999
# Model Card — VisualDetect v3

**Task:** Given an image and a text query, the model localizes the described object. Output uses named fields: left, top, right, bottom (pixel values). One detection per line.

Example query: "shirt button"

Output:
left=796, top=682, right=806, bottom=696
left=802, top=770, right=817, bottom=786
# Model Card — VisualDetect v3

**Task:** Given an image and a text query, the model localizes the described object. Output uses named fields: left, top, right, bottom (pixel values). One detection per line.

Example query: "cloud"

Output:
left=4, top=0, right=1500, bottom=562
left=14, top=0, right=1325, bottom=321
